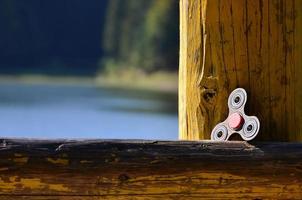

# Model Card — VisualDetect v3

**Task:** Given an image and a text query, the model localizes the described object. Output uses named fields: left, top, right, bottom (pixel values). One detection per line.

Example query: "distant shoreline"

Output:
left=0, top=72, right=178, bottom=94
left=96, top=70, right=178, bottom=94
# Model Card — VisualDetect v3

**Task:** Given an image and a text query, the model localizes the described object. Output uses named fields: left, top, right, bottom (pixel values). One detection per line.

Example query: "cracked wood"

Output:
left=179, top=0, right=302, bottom=141
left=0, top=139, right=302, bottom=199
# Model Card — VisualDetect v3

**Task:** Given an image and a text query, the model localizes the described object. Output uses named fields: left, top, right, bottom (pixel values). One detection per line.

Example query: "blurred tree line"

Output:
left=102, top=0, right=179, bottom=73
left=0, top=0, right=178, bottom=75
left=0, top=0, right=107, bottom=75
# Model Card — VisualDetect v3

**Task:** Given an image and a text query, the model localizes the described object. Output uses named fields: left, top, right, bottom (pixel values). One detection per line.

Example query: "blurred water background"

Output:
left=0, top=0, right=179, bottom=139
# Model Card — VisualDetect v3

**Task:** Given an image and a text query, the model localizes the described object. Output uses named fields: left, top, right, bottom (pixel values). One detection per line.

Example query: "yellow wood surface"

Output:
left=1, top=139, right=302, bottom=199
left=179, top=0, right=302, bottom=141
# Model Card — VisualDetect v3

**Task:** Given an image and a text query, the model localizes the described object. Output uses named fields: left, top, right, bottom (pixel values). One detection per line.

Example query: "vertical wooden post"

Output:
left=179, top=0, right=302, bottom=141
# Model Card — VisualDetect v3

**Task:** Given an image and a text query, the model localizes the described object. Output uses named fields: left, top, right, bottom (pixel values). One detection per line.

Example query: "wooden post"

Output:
left=179, top=0, right=302, bottom=141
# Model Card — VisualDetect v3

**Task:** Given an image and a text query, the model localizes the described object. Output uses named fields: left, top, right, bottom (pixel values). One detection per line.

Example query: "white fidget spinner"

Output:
left=211, top=88, right=260, bottom=141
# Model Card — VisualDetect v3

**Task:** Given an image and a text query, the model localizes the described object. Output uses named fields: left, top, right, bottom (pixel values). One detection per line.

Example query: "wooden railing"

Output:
left=0, top=139, right=302, bottom=199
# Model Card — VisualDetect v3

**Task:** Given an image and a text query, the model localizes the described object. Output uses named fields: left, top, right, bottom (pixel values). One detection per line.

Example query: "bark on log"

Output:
left=179, top=0, right=302, bottom=141
left=0, top=139, right=302, bottom=199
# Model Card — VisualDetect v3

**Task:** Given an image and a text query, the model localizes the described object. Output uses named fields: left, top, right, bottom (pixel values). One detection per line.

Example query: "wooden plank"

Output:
left=179, top=0, right=302, bottom=141
left=0, top=138, right=302, bottom=199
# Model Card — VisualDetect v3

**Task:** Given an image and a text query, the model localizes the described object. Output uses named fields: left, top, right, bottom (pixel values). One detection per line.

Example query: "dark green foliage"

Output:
left=102, top=0, right=179, bottom=73
left=0, top=0, right=108, bottom=75
left=0, top=0, right=178, bottom=75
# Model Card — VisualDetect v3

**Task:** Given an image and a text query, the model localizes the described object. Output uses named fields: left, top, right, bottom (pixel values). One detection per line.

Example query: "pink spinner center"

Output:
left=228, top=112, right=244, bottom=130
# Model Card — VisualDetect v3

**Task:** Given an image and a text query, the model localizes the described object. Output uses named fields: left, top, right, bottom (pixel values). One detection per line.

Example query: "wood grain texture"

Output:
left=0, top=138, right=302, bottom=199
left=179, top=0, right=302, bottom=141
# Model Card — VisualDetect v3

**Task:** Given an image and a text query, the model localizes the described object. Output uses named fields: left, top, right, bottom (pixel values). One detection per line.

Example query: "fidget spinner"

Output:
left=211, top=88, right=260, bottom=141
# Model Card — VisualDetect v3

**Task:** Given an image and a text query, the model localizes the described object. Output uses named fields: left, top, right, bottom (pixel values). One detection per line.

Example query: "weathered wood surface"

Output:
left=0, top=138, right=302, bottom=199
left=179, top=0, right=302, bottom=141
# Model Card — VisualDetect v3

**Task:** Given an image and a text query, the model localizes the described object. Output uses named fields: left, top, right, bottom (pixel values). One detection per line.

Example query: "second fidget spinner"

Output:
left=211, top=88, right=260, bottom=141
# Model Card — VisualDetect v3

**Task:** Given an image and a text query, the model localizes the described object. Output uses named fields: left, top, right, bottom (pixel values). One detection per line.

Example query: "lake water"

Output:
left=0, top=82, right=178, bottom=140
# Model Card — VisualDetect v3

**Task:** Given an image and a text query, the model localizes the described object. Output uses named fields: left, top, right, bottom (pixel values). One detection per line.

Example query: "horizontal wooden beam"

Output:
left=0, top=139, right=302, bottom=199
